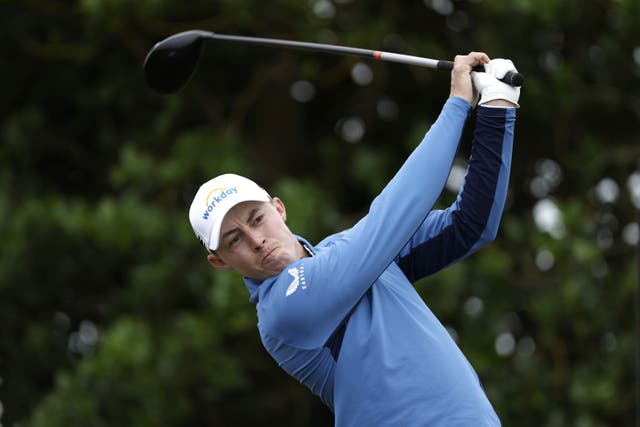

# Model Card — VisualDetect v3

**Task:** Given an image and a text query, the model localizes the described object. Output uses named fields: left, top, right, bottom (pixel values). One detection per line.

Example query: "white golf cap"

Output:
left=189, top=173, right=271, bottom=252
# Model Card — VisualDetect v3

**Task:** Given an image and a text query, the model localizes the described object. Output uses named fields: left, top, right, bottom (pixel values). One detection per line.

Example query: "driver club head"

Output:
left=143, top=30, right=214, bottom=94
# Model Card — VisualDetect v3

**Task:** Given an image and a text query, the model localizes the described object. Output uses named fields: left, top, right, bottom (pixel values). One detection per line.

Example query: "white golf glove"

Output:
left=471, top=58, right=520, bottom=108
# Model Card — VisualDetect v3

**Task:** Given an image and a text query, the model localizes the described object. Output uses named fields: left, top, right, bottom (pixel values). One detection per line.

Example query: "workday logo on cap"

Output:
left=202, top=187, right=239, bottom=220
left=189, top=174, right=271, bottom=252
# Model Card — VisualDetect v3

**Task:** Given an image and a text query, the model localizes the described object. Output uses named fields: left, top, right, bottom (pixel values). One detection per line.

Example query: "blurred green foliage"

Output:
left=1, top=0, right=638, bottom=426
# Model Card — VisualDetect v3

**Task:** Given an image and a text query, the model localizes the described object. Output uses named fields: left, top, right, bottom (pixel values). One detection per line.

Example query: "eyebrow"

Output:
left=246, top=207, right=261, bottom=224
left=220, top=207, right=262, bottom=243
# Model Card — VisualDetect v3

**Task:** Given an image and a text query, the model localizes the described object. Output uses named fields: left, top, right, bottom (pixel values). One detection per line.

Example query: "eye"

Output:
left=228, top=234, right=241, bottom=248
left=254, top=214, right=264, bottom=225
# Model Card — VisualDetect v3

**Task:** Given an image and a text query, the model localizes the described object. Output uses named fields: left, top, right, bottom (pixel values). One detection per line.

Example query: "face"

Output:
left=208, top=198, right=307, bottom=280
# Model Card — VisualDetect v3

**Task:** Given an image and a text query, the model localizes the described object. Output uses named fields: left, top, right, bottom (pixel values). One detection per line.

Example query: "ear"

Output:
left=271, top=197, right=287, bottom=222
left=207, top=253, right=234, bottom=271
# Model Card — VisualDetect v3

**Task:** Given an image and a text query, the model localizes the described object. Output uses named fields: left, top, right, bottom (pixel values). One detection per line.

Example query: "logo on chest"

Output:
left=285, top=264, right=307, bottom=297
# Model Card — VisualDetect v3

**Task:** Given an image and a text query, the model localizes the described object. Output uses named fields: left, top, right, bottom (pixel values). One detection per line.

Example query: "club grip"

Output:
left=436, top=61, right=524, bottom=87
left=497, top=70, right=524, bottom=87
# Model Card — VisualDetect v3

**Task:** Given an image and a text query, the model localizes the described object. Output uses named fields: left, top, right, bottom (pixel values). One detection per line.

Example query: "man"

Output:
left=189, top=52, right=519, bottom=426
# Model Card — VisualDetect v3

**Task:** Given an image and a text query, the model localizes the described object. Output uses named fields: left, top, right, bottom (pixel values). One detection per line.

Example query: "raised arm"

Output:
left=259, top=53, right=494, bottom=347
left=395, top=105, right=515, bottom=281
left=396, top=58, right=520, bottom=281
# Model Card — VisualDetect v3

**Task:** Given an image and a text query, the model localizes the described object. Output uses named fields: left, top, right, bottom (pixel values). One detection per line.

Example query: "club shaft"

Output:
left=209, top=33, right=448, bottom=70
left=183, top=31, right=522, bottom=86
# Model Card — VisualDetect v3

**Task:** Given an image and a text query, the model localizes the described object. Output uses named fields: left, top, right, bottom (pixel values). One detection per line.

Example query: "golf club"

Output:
left=143, top=30, right=524, bottom=94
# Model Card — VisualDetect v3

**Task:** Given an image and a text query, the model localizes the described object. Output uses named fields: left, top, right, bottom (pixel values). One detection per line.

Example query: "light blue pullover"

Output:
left=244, top=97, right=515, bottom=426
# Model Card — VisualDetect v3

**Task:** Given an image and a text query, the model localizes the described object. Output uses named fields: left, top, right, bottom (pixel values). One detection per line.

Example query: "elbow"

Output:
left=452, top=208, right=502, bottom=254
left=454, top=221, right=497, bottom=256
left=478, top=223, right=500, bottom=247
left=476, top=206, right=504, bottom=247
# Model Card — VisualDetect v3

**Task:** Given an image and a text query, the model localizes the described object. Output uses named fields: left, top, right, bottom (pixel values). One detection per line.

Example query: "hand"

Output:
left=449, top=52, right=490, bottom=105
left=471, top=58, right=520, bottom=108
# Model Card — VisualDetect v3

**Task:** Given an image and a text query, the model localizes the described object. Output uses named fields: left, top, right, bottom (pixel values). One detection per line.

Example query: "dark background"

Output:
left=1, top=0, right=638, bottom=426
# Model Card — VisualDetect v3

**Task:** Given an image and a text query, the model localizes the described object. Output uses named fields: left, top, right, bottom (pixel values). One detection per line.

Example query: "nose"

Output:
left=246, top=231, right=266, bottom=251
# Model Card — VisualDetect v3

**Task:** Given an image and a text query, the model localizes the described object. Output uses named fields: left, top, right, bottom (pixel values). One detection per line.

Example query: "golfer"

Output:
left=189, top=51, right=519, bottom=426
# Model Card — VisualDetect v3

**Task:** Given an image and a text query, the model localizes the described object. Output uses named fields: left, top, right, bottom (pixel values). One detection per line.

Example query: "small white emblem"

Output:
left=286, top=268, right=299, bottom=296
left=285, top=264, right=307, bottom=297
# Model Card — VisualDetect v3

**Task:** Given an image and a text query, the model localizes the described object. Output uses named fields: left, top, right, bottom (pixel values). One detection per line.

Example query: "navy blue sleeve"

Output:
left=396, top=106, right=515, bottom=282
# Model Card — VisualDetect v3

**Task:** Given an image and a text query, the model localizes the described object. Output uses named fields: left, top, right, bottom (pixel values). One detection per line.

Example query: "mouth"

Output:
left=262, top=247, right=278, bottom=264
